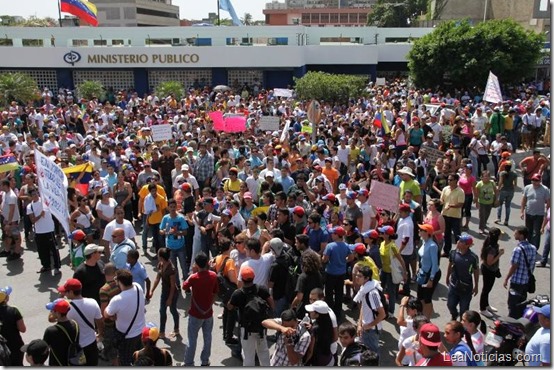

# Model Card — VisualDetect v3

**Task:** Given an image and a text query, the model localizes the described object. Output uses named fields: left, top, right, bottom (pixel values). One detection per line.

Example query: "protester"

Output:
left=0, top=286, right=26, bottom=366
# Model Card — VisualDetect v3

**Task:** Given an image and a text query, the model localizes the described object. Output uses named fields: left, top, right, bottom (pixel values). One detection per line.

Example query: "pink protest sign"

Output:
left=224, top=115, right=246, bottom=133
left=209, top=111, right=225, bottom=131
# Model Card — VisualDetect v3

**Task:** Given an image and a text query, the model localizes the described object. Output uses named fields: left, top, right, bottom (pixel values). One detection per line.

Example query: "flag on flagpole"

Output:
left=60, top=0, right=98, bottom=26
left=483, top=71, right=502, bottom=104
left=373, top=111, right=382, bottom=128
left=219, top=0, right=243, bottom=26
left=381, top=108, right=391, bottom=135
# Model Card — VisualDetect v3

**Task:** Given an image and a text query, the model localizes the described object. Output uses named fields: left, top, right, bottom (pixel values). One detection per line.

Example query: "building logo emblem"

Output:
left=63, top=51, right=81, bottom=66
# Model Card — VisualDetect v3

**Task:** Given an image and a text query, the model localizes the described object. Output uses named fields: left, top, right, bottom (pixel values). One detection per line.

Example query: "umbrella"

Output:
left=214, top=85, right=231, bottom=92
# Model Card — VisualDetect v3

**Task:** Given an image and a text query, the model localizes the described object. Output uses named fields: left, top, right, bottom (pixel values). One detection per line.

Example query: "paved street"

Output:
left=3, top=148, right=550, bottom=366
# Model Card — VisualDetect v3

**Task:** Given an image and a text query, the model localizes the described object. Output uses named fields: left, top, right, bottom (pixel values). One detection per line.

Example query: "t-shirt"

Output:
left=159, top=213, right=188, bottom=249
left=67, top=297, right=102, bottom=347
left=396, top=216, right=415, bottom=256
left=229, top=284, right=270, bottom=326
left=1, top=189, right=19, bottom=223
left=295, top=271, right=323, bottom=317
left=458, top=175, right=476, bottom=195
left=305, top=227, right=329, bottom=253
left=96, top=198, right=118, bottom=219
left=73, top=262, right=106, bottom=304
left=525, top=327, right=550, bottom=366
left=523, top=184, right=550, bottom=216
left=26, top=200, right=55, bottom=234
left=498, top=171, right=517, bottom=192
left=476, top=180, right=496, bottom=205
left=43, top=320, right=78, bottom=366
left=105, top=283, right=146, bottom=338
left=127, top=262, right=149, bottom=293
left=182, top=270, right=218, bottom=319
left=440, top=186, right=465, bottom=219
left=400, top=179, right=421, bottom=200
left=102, top=219, right=136, bottom=248
left=238, top=253, right=275, bottom=287
left=380, top=240, right=399, bottom=274
left=324, top=241, right=351, bottom=275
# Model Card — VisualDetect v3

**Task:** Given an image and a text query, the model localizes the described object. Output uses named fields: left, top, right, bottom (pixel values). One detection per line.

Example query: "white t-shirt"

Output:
left=396, top=216, right=414, bottom=256
left=67, top=297, right=102, bottom=347
left=102, top=219, right=137, bottom=248
left=238, top=253, right=275, bottom=287
left=26, top=200, right=55, bottom=234
left=105, top=283, right=146, bottom=338
left=1, top=189, right=19, bottom=223
left=336, top=146, right=350, bottom=167
left=96, top=198, right=118, bottom=220
left=357, top=201, right=376, bottom=233
left=398, top=318, right=416, bottom=365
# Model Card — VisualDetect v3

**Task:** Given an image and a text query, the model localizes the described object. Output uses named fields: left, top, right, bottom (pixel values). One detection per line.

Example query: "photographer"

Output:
left=262, top=309, right=312, bottom=366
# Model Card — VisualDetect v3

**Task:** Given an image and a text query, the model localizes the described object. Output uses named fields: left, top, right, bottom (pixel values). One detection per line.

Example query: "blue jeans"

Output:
left=159, top=290, right=179, bottom=334
left=496, top=191, right=514, bottom=222
left=273, top=296, right=288, bottom=318
left=185, top=315, right=213, bottom=366
left=361, top=329, right=380, bottom=364
left=540, top=228, right=550, bottom=265
left=447, top=285, right=472, bottom=320
left=141, top=215, right=150, bottom=250
left=148, top=223, right=162, bottom=253
left=380, top=271, right=398, bottom=315
left=525, top=214, right=544, bottom=251
left=170, top=247, right=188, bottom=285
left=443, top=216, right=461, bottom=254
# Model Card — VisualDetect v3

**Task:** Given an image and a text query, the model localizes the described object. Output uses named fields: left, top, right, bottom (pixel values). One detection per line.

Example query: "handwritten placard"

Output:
left=259, top=116, right=280, bottom=131
left=368, top=180, right=399, bottom=214
left=151, top=124, right=173, bottom=142
left=423, top=147, right=445, bottom=166
left=273, top=88, right=293, bottom=98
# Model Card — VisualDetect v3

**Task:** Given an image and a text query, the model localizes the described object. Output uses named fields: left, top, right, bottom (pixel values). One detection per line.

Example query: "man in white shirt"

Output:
left=356, top=189, right=376, bottom=233
left=60, top=278, right=104, bottom=366
left=0, top=178, right=22, bottom=260
left=27, top=189, right=61, bottom=274
left=104, top=269, right=146, bottom=366
left=102, top=205, right=137, bottom=251
left=238, top=238, right=274, bottom=288
left=173, top=165, right=199, bottom=198
left=396, top=204, right=414, bottom=296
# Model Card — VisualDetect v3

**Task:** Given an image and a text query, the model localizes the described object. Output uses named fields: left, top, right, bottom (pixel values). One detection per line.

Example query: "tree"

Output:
left=155, top=81, right=185, bottom=100
left=294, top=72, right=367, bottom=104
left=216, top=18, right=234, bottom=26
left=77, top=80, right=106, bottom=101
left=241, top=13, right=252, bottom=26
left=0, top=72, right=40, bottom=106
left=0, top=15, right=57, bottom=27
left=407, top=19, right=545, bottom=88
left=367, top=0, right=427, bottom=27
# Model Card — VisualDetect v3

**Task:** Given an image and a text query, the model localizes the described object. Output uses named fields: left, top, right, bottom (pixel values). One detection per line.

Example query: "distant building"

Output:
left=263, top=0, right=376, bottom=26
left=93, top=0, right=180, bottom=27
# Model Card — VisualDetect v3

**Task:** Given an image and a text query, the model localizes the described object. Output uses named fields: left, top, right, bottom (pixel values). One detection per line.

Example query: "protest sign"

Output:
left=483, top=71, right=502, bottom=104
left=375, top=77, right=386, bottom=86
left=224, top=115, right=247, bottom=133
left=259, top=116, right=280, bottom=131
left=35, top=150, right=71, bottom=236
left=273, top=88, right=293, bottom=98
left=209, top=111, right=225, bottom=131
left=368, top=180, right=400, bottom=214
left=151, top=124, right=173, bottom=142
left=423, top=147, right=445, bottom=165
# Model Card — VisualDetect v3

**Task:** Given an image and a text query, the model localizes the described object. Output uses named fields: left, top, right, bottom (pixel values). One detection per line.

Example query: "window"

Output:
left=111, top=39, right=125, bottom=46
left=349, top=13, right=358, bottom=23
left=22, top=39, right=43, bottom=47
left=73, top=71, right=134, bottom=92
left=146, top=38, right=172, bottom=45
left=93, top=39, right=107, bottom=46
left=148, top=70, right=212, bottom=91
left=330, top=13, right=338, bottom=23
left=136, top=7, right=178, bottom=19
left=302, top=13, right=310, bottom=24
left=72, top=39, right=88, bottom=47
left=123, top=7, right=136, bottom=20
left=320, top=13, right=330, bottom=23
left=310, top=13, right=320, bottom=23
left=1, top=70, right=57, bottom=91
left=340, top=13, right=348, bottom=23
left=105, top=8, right=121, bottom=20
left=0, top=39, right=13, bottom=46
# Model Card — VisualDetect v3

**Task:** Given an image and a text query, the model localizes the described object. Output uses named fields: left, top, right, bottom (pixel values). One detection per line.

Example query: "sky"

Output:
left=2, top=0, right=270, bottom=22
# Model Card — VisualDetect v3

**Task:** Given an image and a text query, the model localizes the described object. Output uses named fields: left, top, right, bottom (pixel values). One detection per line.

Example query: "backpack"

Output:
left=241, top=286, right=269, bottom=339
left=216, top=256, right=237, bottom=303
left=271, top=250, right=299, bottom=303
left=0, top=331, right=11, bottom=366
left=364, top=286, right=390, bottom=326
left=55, top=321, right=86, bottom=366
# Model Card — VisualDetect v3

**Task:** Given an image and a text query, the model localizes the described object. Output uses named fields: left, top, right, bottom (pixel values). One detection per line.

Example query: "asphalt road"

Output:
left=3, top=148, right=550, bottom=366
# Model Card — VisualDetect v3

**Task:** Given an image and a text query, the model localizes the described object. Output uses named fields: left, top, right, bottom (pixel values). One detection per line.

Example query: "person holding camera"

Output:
left=262, top=309, right=312, bottom=366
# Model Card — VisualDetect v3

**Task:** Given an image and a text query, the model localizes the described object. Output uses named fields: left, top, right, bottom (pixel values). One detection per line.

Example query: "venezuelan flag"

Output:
left=0, top=154, right=19, bottom=174
left=60, top=0, right=98, bottom=27
left=380, top=109, right=391, bottom=135
left=374, top=112, right=382, bottom=128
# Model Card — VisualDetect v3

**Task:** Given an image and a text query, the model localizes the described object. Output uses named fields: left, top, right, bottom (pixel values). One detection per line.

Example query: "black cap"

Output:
left=21, top=339, right=49, bottom=358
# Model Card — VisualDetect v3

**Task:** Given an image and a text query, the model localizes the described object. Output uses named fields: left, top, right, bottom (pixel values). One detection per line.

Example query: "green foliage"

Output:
left=367, top=0, right=428, bottom=27
left=0, top=72, right=40, bottom=105
left=241, top=13, right=253, bottom=25
left=155, top=81, right=185, bottom=100
left=77, top=80, right=106, bottom=101
left=294, top=72, right=367, bottom=103
left=408, top=19, right=545, bottom=88
left=0, top=15, right=57, bottom=27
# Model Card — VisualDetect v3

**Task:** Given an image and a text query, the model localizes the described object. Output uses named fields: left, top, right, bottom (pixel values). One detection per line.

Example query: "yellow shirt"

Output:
left=138, top=184, right=167, bottom=213
left=400, top=179, right=421, bottom=200
left=223, top=178, right=242, bottom=194
left=354, top=257, right=380, bottom=282
left=379, top=240, right=399, bottom=274
left=440, top=186, right=465, bottom=219
left=503, top=115, right=514, bottom=131
left=147, top=193, right=167, bottom=224
left=349, top=147, right=360, bottom=162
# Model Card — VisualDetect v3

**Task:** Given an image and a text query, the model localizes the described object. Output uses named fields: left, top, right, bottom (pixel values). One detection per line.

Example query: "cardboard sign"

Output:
left=259, top=116, right=280, bottom=131
left=209, top=111, right=225, bottom=131
left=423, top=147, right=445, bottom=165
left=151, top=124, right=173, bottom=142
left=273, top=88, right=293, bottom=98
left=224, top=115, right=247, bottom=133
left=368, top=180, right=399, bottom=214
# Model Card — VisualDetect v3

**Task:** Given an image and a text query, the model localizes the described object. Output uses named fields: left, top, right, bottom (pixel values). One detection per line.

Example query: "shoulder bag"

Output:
left=389, top=245, right=404, bottom=285
left=519, top=246, right=536, bottom=294
left=113, top=286, right=140, bottom=349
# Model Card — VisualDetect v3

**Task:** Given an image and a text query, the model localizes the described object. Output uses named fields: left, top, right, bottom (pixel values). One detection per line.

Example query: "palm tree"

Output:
left=0, top=72, right=40, bottom=105
left=241, top=12, right=252, bottom=25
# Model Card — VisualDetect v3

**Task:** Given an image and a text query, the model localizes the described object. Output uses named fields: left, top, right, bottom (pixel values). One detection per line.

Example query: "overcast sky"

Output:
left=2, top=0, right=269, bottom=22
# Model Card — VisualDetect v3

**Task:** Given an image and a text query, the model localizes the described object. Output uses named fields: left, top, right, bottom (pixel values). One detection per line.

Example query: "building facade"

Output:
left=0, top=25, right=431, bottom=94
left=93, top=0, right=180, bottom=27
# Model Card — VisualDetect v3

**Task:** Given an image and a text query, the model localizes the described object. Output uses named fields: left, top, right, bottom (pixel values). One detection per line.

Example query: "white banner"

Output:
left=35, top=150, right=71, bottom=236
left=273, top=88, right=293, bottom=98
left=151, top=124, right=173, bottom=142
left=483, top=71, right=502, bottom=103
left=259, top=116, right=280, bottom=131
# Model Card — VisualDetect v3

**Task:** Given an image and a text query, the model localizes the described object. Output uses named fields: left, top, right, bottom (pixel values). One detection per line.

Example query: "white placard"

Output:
left=35, top=150, right=71, bottom=236
left=259, top=116, right=280, bottom=131
left=273, top=88, right=293, bottom=98
left=151, top=124, right=173, bottom=142
left=375, top=77, right=386, bottom=86
left=483, top=71, right=502, bottom=104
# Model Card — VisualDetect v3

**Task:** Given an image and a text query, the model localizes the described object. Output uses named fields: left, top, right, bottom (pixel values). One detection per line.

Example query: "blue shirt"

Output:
left=418, top=239, right=439, bottom=281
left=306, top=227, right=328, bottom=253
left=127, top=261, right=149, bottom=293
left=510, top=241, right=537, bottom=285
left=280, top=176, right=295, bottom=194
left=160, top=213, right=188, bottom=250
left=110, top=239, right=136, bottom=269
left=324, top=241, right=351, bottom=275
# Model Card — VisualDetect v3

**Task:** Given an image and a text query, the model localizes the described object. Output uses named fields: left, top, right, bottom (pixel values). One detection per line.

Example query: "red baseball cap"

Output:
left=362, top=229, right=379, bottom=240
left=354, top=243, right=367, bottom=255
left=378, top=225, right=395, bottom=235
left=531, top=174, right=541, bottom=181
left=241, top=266, right=255, bottom=281
left=57, top=278, right=82, bottom=293
left=419, top=323, right=442, bottom=346
left=322, top=193, right=336, bottom=202
left=399, top=203, right=412, bottom=212
left=331, top=226, right=346, bottom=237
left=292, top=206, right=305, bottom=217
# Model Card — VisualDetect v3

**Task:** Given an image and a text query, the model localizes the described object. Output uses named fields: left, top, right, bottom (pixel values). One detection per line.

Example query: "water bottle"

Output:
left=97, top=340, right=104, bottom=351
left=300, top=313, right=310, bottom=326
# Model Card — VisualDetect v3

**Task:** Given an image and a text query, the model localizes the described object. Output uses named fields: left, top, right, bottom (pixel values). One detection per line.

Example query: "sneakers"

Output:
left=480, top=310, right=494, bottom=319
left=487, top=305, right=498, bottom=313
left=536, top=261, right=547, bottom=268
left=494, top=219, right=501, bottom=224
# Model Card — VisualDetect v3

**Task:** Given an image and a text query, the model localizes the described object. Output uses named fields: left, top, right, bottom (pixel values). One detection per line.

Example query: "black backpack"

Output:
left=271, top=250, right=299, bottom=303
left=55, top=321, right=86, bottom=366
left=365, top=286, right=390, bottom=325
left=216, top=257, right=237, bottom=303
left=241, top=286, right=269, bottom=339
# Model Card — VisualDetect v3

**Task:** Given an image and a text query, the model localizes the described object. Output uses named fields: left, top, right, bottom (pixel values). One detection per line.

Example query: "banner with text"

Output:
left=35, top=150, right=71, bottom=236
left=368, top=180, right=400, bottom=214
left=151, top=124, right=173, bottom=142
left=273, top=88, right=293, bottom=98
left=483, top=71, right=502, bottom=104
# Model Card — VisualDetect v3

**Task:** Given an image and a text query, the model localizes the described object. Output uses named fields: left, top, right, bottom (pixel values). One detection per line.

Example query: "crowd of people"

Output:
left=0, top=78, right=551, bottom=366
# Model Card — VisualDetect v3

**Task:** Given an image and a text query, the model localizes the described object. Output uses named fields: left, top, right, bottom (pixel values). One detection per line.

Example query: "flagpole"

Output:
left=58, top=0, right=63, bottom=27
left=217, top=0, right=220, bottom=26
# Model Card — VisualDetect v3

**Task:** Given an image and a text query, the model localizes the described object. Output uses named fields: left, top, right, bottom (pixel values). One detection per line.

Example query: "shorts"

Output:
left=3, top=223, right=21, bottom=239
left=417, top=269, right=441, bottom=304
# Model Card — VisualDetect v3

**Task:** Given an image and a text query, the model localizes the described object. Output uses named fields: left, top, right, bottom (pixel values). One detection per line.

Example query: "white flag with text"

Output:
left=483, top=71, right=502, bottom=103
